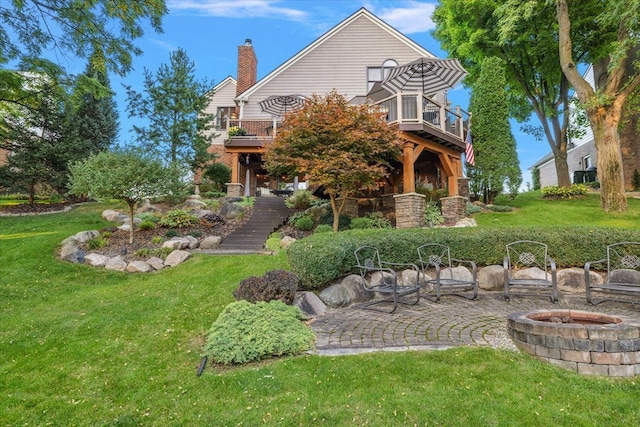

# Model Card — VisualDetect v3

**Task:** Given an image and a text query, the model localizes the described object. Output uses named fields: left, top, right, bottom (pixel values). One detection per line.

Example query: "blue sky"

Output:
left=99, top=0, right=545, bottom=188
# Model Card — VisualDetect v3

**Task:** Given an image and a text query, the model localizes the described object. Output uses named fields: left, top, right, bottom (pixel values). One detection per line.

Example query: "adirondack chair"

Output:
left=416, top=243, right=478, bottom=302
left=353, top=245, right=421, bottom=313
left=585, top=242, right=640, bottom=305
left=504, top=240, right=558, bottom=302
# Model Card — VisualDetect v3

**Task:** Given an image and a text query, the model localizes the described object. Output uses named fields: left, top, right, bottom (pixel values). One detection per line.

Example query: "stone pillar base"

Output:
left=441, top=196, right=467, bottom=226
left=226, top=182, right=243, bottom=197
left=394, top=193, right=426, bottom=229
left=336, top=197, right=359, bottom=218
left=458, top=177, right=470, bottom=201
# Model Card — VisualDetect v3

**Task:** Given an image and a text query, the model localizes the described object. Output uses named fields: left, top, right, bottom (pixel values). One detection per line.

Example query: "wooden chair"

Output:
left=353, top=245, right=421, bottom=313
left=416, top=243, right=478, bottom=302
left=585, top=242, right=640, bottom=305
left=504, top=240, right=558, bottom=302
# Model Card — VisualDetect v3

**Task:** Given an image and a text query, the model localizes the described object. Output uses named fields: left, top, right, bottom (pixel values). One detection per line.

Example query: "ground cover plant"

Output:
left=2, top=196, right=640, bottom=425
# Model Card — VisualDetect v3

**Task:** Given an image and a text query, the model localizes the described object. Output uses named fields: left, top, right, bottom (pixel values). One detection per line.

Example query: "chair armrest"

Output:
left=451, top=258, right=478, bottom=275
left=584, top=259, right=607, bottom=273
left=546, top=256, right=557, bottom=272
left=380, top=261, right=421, bottom=286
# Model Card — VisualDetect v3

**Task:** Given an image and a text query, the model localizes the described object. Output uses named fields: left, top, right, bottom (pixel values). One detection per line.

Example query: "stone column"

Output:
left=457, top=177, right=470, bottom=201
left=226, top=182, right=243, bottom=197
left=382, top=194, right=396, bottom=210
left=440, top=196, right=467, bottom=226
left=394, top=193, right=425, bottom=229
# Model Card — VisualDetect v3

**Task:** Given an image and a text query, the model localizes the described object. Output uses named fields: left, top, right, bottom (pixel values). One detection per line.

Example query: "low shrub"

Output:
left=285, top=190, right=313, bottom=210
left=467, top=203, right=482, bottom=215
left=320, top=212, right=351, bottom=230
left=203, top=300, right=315, bottom=365
left=486, top=204, right=514, bottom=212
left=349, top=217, right=373, bottom=229
left=425, top=202, right=444, bottom=227
left=350, top=214, right=392, bottom=230
left=233, top=269, right=299, bottom=305
left=295, top=215, right=314, bottom=231
left=158, top=209, right=199, bottom=228
left=287, top=227, right=640, bottom=290
left=86, top=236, right=109, bottom=250
left=138, top=220, right=156, bottom=231
left=165, top=229, right=179, bottom=238
left=314, top=224, right=334, bottom=233
left=135, top=212, right=160, bottom=223
left=151, top=236, right=163, bottom=245
left=133, top=247, right=172, bottom=259
left=204, top=190, right=227, bottom=199
left=541, top=184, right=588, bottom=198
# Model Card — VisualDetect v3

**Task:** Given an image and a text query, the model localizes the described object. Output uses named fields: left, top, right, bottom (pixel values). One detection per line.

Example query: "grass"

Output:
left=474, top=191, right=640, bottom=228
left=2, top=197, right=640, bottom=425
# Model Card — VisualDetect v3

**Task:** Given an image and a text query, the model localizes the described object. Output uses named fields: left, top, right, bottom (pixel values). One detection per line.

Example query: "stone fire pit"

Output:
left=508, top=309, right=640, bottom=377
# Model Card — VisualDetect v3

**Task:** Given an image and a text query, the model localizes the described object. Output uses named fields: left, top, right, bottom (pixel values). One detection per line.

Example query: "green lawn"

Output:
left=1, top=197, right=640, bottom=426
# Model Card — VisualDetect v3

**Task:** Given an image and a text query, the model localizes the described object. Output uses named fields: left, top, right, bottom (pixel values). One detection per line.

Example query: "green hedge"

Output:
left=286, top=227, right=640, bottom=290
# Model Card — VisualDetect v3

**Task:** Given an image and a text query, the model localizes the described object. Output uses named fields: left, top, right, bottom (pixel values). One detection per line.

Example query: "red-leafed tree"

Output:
left=264, top=90, right=402, bottom=231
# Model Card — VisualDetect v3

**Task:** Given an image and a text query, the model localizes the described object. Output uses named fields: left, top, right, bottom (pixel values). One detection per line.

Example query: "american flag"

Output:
left=465, top=128, right=475, bottom=166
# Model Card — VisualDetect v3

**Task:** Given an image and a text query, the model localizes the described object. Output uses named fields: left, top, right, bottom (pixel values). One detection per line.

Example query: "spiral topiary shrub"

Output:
left=203, top=300, right=315, bottom=365
left=233, top=269, right=299, bottom=304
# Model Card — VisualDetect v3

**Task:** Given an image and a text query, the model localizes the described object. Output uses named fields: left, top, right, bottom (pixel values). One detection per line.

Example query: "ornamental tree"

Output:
left=264, top=90, right=401, bottom=231
left=68, top=149, right=174, bottom=244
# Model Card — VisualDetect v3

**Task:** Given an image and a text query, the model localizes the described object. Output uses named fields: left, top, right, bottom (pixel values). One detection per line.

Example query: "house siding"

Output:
left=203, top=77, right=237, bottom=146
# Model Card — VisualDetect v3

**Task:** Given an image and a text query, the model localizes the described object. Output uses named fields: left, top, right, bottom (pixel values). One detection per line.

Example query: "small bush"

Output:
left=425, top=202, right=444, bottom=227
left=314, top=224, right=334, bottom=233
left=138, top=220, right=156, bottom=231
left=320, top=212, right=351, bottom=231
left=233, top=269, right=299, bottom=305
left=158, top=209, right=199, bottom=228
left=541, top=184, right=588, bottom=198
left=486, top=204, right=514, bottom=212
left=285, top=190, right=313, bottom=209
left=349, top=217, right=373, bottom=229
left=165, top=229, right=179, bottom=238
left=134, top=247, right=173, bottom=259
left=86, top=236, right=109, bottom=250
left=101, top=231, right=113, bottom=238
left=467, top=203, right=482, bottom=215
left=135, top=212, right=160, bottom=223
left=203, top=300, right=314, bottom=365
left=151, top=236, right=163, bottom=245
left=204, top=190, right=227, bottom=199
left=295, top=215, right=314, bottom=231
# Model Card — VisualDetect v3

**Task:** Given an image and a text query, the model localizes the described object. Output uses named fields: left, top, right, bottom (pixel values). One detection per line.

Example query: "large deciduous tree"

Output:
left=264, top=91, right=401, bottom=231
left=125, top=48, right=215, bottom=171
left=68, top=149, right=174, bottom=244
left=556, top=0, right=640, bottom=212
left=433, top=0, right=600, bottom=188
left=468, top=57, right=521, bottom=203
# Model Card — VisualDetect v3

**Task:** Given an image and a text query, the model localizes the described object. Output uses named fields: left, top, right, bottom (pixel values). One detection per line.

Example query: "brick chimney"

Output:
left=237, top=38, right=257, bottom=96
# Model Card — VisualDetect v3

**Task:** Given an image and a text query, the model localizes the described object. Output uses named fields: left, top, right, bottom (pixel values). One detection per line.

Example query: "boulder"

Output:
left=126, top=261, right=153, bottom=273
left=191, top=209, right=214, bottom=219
left=220, top=202, right=244, bottom=219
left=454, top=217, right=477, bottom=227
left=136, top=199, right=161, bottom=214
left=73, top=230, right=99, bottom=244
left=60, top=242, right=83, bottom=263
left=187, top=194, right=202, bottom=200
left=183, top=235, right=199, bottom=249
left=183, top=198, right=207, bottom=209
left=401, top=269, right=422, bottom=287
left=84, top=253, right=110, bottom=267
left=513, top=267, right=546, bottom=280
left=444, top=266, right=473, bottom=282
left=608, top=269, right=640, bottom=284
left=340, top=274, right=374, bottom=302
left=280, top=236, right=296, bottom=249
left=319, top=283, right=353, bottom=308
left=557, top=267, right=593, bottom=293
left=478, top=265, right=504, bottom=291
left=199, top=213, right=225, bottom=227
left=162, top=239, right=183, bottom=250
left=105, top=256, right=127, bottom=271
left=199, top=235, right=222, bottom=250
left=117, top=224, right=131, bottom=232
left=294, top=291, right=327, bottom=318
left=146, top=257, right=165, bottom=270
left=102, top=209, right=120, bottom=222
left=164, top=250, right=191, bottom=267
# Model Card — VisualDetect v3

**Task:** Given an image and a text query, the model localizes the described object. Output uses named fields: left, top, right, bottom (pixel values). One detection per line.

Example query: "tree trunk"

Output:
left=554, top=150, right=571, bottom=187
left=127, top=202, right=136, bottom=244
left=329, top=194, right=346, bottom=232
left=590, top=111, right=627, bottom=211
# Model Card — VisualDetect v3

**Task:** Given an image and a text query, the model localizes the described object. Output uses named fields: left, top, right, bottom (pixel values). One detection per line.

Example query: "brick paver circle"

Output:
left=309, top=292, right=640, bottom=355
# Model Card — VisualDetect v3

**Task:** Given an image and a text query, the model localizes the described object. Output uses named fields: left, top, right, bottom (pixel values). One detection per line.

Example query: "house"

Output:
left=202, top=8, right=470, bottom=227
left=531, top=64, right=640, bottom=189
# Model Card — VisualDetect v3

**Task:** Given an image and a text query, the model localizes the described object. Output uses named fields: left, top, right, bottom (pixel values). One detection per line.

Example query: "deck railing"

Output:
left=374, top=92, right=469, bottom=140
left=224, top=118, right=282, bottom=139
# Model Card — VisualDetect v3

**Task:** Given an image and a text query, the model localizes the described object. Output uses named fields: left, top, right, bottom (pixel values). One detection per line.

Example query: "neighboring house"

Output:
left=530, top=64, right=640, bottom=189
left=203, top=8, right=470, bottom=225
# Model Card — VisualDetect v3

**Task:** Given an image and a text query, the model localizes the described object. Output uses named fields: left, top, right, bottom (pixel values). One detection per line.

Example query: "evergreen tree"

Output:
left=125, top=48, right=215, bottom=170
left=468, top=57, right=521, bottom=203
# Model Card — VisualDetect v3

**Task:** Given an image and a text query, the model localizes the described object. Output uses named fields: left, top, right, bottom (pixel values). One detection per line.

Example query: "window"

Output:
left=367, top=59, right=398, bottom=92
left=582, top=155, right=592, bottom=170
left=216, top=106, right=236, bottom=130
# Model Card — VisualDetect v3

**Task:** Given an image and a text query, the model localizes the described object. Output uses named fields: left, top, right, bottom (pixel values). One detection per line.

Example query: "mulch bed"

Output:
left=0, top=201, right=81, bottom=215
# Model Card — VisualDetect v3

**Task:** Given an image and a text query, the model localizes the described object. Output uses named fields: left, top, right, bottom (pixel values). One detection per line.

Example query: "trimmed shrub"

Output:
left=285, top=190, right=313, bottom=209
left=138, top=220, right=156, bottom=230
left=295, top=215, right=314, bottom=231
left=541, top=184, right=588, bottom=198
left=349, top=217, right=373, bottom=229
left=135, top=212, right=160, bottom=223
left=233, top=269, right=299, bottom=305
left=314, top=224, right=334, bottom=233
left=350, top=214, right=391, bottom=230
left=287, top=227, right=640, bottom=290
left=158, top=209, right=199, bottom=228
left=467, top=203, right=482, bottom=215
left=320, top=212, right=351, bottom=230
left=203, top=300, right=315, bottom=365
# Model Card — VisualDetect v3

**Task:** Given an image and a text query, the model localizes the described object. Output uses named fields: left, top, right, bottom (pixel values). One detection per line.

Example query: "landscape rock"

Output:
left=164, top=250, right=191, bottom=267
left=557, top=267, right=593, bottom=293
left=513, top=267, right=547, bottom=280
left=183, top=235, right=199, bottom=249
left=162, top=239, right=183, bottom=250
left=319, top=283, right=353, bottom=308
left=60, top=242, right=83, bottom=263
left=340, top=274, right=374, bottom=302
left=199, top=212, right=225, bottom=227
left=454, top=217, right=477, bottom=227
left=84, top=253, right=110, bottom=267
left=117, top=224, right=131, bottom=232
left=608, top=269, right=640, bottom=284
left=126, top=261, right=153, bottom=273
left=294, top=291, right=327, bottom=318
left=183, top=198, right=207, bottom=209
left=73, top=230, right=100, bottom=244
left=102, top=210, right=120, bottom=222
left=191, top=209, right=214, bottom=219
left=220, top=202, right=244, bottom=219
left=136, top=199, right=161, bottom=214
left=199, top=235, right=222, bottom=249
left=280, top=236, right=296, bottom=249
left=146, top=257, right=165, bottom=270
left=105, top=256, right=127, bottom=271
left=478, top=265, right=504, bottom=291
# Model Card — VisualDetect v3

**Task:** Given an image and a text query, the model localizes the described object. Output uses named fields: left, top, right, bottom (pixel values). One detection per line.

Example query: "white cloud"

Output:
left=369, top=1, right=437, bottom=34
left=149, top=38, right=177, bottom=53
left=167, top=0, right=307, bottom=21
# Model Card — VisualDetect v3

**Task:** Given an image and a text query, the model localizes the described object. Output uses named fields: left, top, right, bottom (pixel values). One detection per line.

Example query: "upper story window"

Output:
left=216, top=106, right=236, bottom=130
left=582, top=155, right=592, bottom=170
left=367, top=59, right=398, bottom=92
